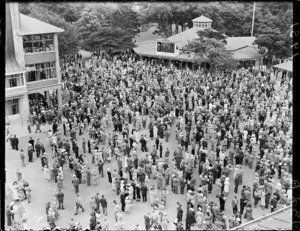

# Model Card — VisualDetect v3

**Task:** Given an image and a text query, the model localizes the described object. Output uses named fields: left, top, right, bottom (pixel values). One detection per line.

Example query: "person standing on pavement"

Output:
left=82, top=138, right=86, bottom=154
left=28, top=137, right=35, bottom=152
left=232, top=195, right=239, bottom=214
left=14, top=135, right=19, bottom=151
left=20, top=149, right=25, bottom=167
left=100, top=195, right=108, bottom=215
left=97, top=160, right=104, bottom=178
left=177, top=202, right=183, bottom=222
left=72, top=175, right=80, bottom=194
left=57, top=189, right=65, bottom=210
left=35, top=139, right=41, bottom=158
left=141, top=183, right=148, bottom=202
left=28, top=145, right=33, bottom=163
left=74, top=194, right=85, bottom=215
left=86, top=167, right=91, bottom=186
left=144, top=212, right=151, bottom=231
left=35, top=119, right=42, bottom=133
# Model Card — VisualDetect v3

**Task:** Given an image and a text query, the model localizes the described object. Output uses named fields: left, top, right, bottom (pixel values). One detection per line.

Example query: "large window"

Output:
left=6, top=99, right=19, bottom=115
left=26, top=62, right=56, bottom=82
left=5, top=74, right=24, bottom=88
left=23, top=33, right=54, bottom=54
left=157, top=42, right=175, bottom=53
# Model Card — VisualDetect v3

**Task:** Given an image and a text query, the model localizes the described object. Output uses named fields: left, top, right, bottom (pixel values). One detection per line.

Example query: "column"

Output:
left=54, top=33, right=63, bottom=110
left=20, top=94, right=30, bottom=126
left=45, top=91, right=51, bottom=107
left=179, top=61, right=182, bottom=69
left=57, top=87, right=62, bottom=109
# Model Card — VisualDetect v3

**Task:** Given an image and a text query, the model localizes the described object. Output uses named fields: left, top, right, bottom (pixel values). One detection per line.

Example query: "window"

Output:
left=157, top=42, right=162, bottom=52
left=161, top=43, right=175, bottom=53
left=23, top=33, right=54, bottom=54
left=26, top=62, right=56, bottom=82
left=6, top=99, right=19, bottom=115
left=6, top=74, right=24, bottom=88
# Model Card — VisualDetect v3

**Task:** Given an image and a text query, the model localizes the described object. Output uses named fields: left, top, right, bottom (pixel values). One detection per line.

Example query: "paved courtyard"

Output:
left=5, top=108, right=288, bottom=230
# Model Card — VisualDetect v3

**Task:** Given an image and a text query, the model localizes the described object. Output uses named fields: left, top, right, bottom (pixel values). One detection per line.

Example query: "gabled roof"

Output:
left=6, top=56, right=26, bottom=75
left=168, top=27, right=217, bottom=48
left=230, top=46, right=262, bottom=61
left=273, top=60, right=293, bottom=72
left=192, top=15, right=213, bottom=22
left=225, top=36, right=256, bottom=51
left=19, top=14, right=64, bottom=35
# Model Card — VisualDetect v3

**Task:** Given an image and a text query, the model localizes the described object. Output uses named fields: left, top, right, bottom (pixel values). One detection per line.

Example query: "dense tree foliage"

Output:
left=81, top=27, right=136, bottom=54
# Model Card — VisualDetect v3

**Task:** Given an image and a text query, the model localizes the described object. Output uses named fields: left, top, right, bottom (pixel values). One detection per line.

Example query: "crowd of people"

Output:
left=6, top=49, right=293, bottom=230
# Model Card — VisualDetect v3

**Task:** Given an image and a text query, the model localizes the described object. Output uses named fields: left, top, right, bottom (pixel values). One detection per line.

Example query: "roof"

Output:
left=6, top=56, right=26, bottom=75
left=273, top=60, right=293, bottom=72
left=133, top=40, right=193, bottom=62
left=192, top=15, right=213, bottom=22
left=231, top=205, right=292, bottom=230
left=225, top=36, right=256, bottom=51
left=231, top=46, right=262, bottom=61
left=167, top=27, right=217, bottom=48
left=19, top=14, right=64, bottom=35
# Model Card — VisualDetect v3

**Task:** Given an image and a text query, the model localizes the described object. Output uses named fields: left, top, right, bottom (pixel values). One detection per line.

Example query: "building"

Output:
left=133, top=15, right=262, bottom=69
left=5, top=3, right=64, bottom=126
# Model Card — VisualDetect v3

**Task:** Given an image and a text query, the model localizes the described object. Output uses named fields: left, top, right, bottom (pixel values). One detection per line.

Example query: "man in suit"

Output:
left=232, top=195, right=239, bottom=214
left=141, top=183, right=148, bottom=202
left=82, top=138, right=86, bottom=154
left=72, top=175, right=80, bottom=194
left=99, top=195, right=108, bottom=215
left=14, top=135, right=19, bottom=151
left=35, top=139, right=41, bottom=158
left=28, top=137, right=35, bottom=151
left=57, top=189, right=65, bottom=210
left=74, top=194, right=84, bottom=215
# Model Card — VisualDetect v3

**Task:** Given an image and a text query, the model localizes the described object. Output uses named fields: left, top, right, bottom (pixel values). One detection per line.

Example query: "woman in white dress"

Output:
left=260, top=187, right=266, bottom=209
left=195, top=207, right=203, bottom=229
left=153, top=125, right=158, bottom=139
left=224, top=177, right=230, bottom=197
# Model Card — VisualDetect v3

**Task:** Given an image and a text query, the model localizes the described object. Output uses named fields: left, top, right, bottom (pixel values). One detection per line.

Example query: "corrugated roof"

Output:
left=192, top=15, right=213, bottom=22
left=19, top=14, right=64, bottom=35
left=273, top=60, right=293, bottom=72
left=231, top=46, right=262, bottom=61
left=225, top=36, right=256, bottom=51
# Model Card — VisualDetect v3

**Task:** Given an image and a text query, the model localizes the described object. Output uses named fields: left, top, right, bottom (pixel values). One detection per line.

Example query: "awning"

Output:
left=273, top=60, right=293, bottom=72
left=5, top=56, right=26, bottom=75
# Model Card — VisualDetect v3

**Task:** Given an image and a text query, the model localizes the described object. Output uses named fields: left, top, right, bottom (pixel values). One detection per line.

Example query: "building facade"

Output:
left=5, top=3, right=64, bottom=126
left=133, top=15, right=262, bottom=70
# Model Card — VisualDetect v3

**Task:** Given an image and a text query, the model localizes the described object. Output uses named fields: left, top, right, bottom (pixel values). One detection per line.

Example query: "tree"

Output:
left=254, top=10, right=292, bottom=68
left=109, top=4, right=141, bottom=36
left=181, top=29, right=238, bottom=74
left=81, top=27, right=136, bottom=54
left=19, top=4, right=79, bottom=57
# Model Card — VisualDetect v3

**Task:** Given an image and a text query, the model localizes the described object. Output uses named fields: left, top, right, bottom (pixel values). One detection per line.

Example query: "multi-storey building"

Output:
left=5, top=3, right=64, bottom=126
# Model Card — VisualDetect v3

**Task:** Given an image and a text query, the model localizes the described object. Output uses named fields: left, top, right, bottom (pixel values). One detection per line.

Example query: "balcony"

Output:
left=24, top=51, right=56, bottom=65
left=6, top=85, right=27, bottom=99
left=27, top=78, right=59, bottom=91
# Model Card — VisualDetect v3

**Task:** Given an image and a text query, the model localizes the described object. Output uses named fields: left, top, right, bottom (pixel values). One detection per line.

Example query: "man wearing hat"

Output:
left=177, top=202, right=183, bottom=222
left=72, top=175, right=80, bottom=194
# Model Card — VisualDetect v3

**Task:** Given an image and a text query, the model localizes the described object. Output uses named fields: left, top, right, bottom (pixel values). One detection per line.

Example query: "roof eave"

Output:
left=18, top=29, right=65, bottom=36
